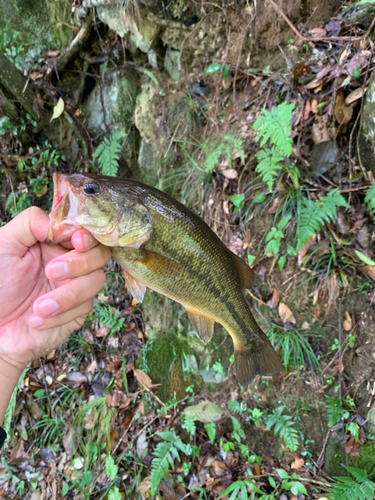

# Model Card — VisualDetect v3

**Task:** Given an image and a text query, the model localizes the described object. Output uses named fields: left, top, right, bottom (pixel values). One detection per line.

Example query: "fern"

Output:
left=325, top=396, right=349, bottom=428
left=253, top=102, right=295, bottom=157
left=93, top=131, right=126, bottom=176
left=329, top=465, right=375, bottom=500
left=182, top=414, right=196, bottom=437
left=264, top=406, right=299, bottom=452
left=150, top=430, right=189, bottom=496
left=255, top=147, right=285, bottom=190
left=297, top=189, right=349, bottom=250
left=204, top=134, right=245, bottom=172
left=365, top=181, right=375, bottom=219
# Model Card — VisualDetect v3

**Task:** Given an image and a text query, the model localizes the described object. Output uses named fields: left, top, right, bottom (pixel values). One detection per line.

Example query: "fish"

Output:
left=46, top=172, right=283, bottom=385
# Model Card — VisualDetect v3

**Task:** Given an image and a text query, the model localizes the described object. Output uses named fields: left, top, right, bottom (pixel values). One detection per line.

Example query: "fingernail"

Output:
left=83, top=233, right=92, bottom=248
left=29, top=316, right=44, bottom=328
left=37, top=298, right=59, bottom=317
left=48, top=261, right=68, bottom=279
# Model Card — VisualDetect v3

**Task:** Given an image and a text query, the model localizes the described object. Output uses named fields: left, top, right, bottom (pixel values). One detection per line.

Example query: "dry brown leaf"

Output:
left=268, top=195, right=285, bottom=214
left=134, top=368, right=153, bottom=389
left=339, top=47, right=351, bottom=63
left=64, top=372, right=87, bottom=388
left=361, top=265, right=375, bottom=280
left=95, top=326, right=110, bottom=338
left=291, top=456, right=304, bottom=470
left=222, top=169, right=238, bottom=179
left=334, top=92, right=353, bottom=125
left=309, top=27, right=326, bottom=38
left=278, top=302, right=296, bottom=324
left=311, top=98, right=318, bottom=113
left=312, top=116, right=330, bottom=144
left=343, top=311, right=353, bottom=331
left=267, top=288, right=280, bottom=309
left=303, top=100, right=311, bottom=121
left=298, top=235, right=316, bottom=266
left=138, top=477, right=151, bottom=499
left=345, top=87, right=366, bottom=105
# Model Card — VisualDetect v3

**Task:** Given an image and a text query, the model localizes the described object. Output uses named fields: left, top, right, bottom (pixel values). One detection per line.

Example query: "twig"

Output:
left=57, top=10, right=94, bottom=72
left=7, top=174, right=17, bottom=214
left=246, top=290, right=268, bottom=306
left=267, top=0, right=375, bottom=42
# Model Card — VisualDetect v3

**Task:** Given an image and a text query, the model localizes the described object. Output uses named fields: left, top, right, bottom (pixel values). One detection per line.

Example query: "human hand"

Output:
left=0, top=207, right=111, bottom=375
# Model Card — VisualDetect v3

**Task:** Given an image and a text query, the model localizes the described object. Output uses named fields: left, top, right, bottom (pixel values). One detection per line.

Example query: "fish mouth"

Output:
left=45, top=172, right=82, bottom=244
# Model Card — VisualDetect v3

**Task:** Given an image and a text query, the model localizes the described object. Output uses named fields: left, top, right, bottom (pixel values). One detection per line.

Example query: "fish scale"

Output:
left=46, top=173, right=283, bottom=385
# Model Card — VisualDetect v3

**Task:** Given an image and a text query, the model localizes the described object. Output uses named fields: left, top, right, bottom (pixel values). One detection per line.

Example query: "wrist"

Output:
left=0, top=357, right=23, bottom=426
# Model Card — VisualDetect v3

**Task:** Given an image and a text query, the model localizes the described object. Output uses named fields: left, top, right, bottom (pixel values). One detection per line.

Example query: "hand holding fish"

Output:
left=0, top=207, right=111, bottom=373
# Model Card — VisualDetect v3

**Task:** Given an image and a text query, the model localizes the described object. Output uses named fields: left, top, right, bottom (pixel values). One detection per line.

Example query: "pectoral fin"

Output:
left=122, top=269, right=147, bottom=303
left=138, top=249, right=180, bottom=277
left=185, top=308, right=214, bottom=344
left=230, top=252, right=255, bottom=290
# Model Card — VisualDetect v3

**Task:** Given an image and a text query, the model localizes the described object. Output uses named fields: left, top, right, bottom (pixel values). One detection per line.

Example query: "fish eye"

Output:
left=83, top=181, right=100, bottom=196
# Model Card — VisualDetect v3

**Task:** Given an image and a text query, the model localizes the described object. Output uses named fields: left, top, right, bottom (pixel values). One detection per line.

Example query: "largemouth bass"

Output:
left=46, top=172, right=282, bottom=385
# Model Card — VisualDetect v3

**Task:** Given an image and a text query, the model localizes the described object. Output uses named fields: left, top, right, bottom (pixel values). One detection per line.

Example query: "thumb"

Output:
left=1, top=207, right=49, bottom=256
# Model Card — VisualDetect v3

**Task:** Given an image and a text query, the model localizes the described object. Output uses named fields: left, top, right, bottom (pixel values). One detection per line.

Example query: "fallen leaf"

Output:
left=134, top=369, right=153, bottom=389
left=138, top=476, right=151, bottom=499
left=303, top=99, right=311, bottom=121
left=298, top=235, right=316, bottom=266
left=278, top=302, right=296, bottom=324
left=136, top=430, right=148, bottom=460
left=325, top=19, right=342, bottom=36
left=50, top=97, right=64, bottom=122
left=345, top=87, right=366, bottom=105
left=312, top=116, right=330, bottom=144
left=64, top=372, right=87, bottom=388
left=95, top=326, right=110, bottom=338
left=268, top=195, right=285, bottom=214
left=291, top=456, right=304, bottom=470
left=222, top=169, right=238, bottom=179
left=267, top=288, right=280, bottom=309
left=184, top=402, right=224, bottom=423
left=343, top=311, right=353, bottom=331
left=334, top=92, right=353, bottom=125
left=309, top=27, right=326, bottom=38
left=311, top=98, right=318, bottom=113
left=361, top=265, right=375, bottom=280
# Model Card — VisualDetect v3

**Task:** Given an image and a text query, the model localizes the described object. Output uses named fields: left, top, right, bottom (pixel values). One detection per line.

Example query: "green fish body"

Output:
left=46, top=173, right=282, bottom=385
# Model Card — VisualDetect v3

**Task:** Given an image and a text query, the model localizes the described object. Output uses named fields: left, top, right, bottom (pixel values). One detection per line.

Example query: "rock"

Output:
left=85, top=68, right=140, bottom=137
left=164, top=47, right=182, bottom=80
left=358, top=70, right=375, bottom=170
left=310, top=141, right=339, bottom=174
left=85, top=1, right=159, bottom=53
left=0, top=0, right=76, bottom=67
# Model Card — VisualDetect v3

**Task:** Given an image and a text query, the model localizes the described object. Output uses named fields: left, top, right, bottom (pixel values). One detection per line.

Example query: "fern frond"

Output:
left=253, top=102, right=295, bottom=157
left=365, top=181, right=375, bottom=219
left=93, top=131, right=126, bottom=176
left=329, top=466, right=375, bottom=500
left=264, top=407, right=299, bottom=452
left=255, top=147, right=284, bottom=190
left=325, top=397, right=345, bottom=428
left=150, top=430, right=188, bottom=495
left=297, top=189, right=349, bottom=250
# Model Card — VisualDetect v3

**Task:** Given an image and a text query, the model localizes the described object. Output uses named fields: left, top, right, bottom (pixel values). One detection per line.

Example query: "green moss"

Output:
left=138, top=333, right=202, bottom=401
left=351, top=441, right=375, bottom=474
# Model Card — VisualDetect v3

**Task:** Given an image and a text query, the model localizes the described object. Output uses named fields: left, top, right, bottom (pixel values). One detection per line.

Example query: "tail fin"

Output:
left=235, top=334, right=283, bottom=386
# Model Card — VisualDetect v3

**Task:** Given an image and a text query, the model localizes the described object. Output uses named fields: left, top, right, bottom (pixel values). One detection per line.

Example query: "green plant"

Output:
left=218, top=478, right=264, bottom=500
left=267, top=324, right=320, bottom=376
left=365, top=182, right=375, bottom=219
left=264, top=215, right=291, bottom=269
left=297, top=189, right=350, bottom=250
left=93, top=131, right=126, bottom=176
left=150, top=430, right=191, bottom=496
left=93, top=302, right=125, bottom=335
left=328, top=465, right=375, bottom=500
left=264, top=406, right=299, bottom=452
left=325, top=396, right=355, bottom=427
left=276, top=469, right=308, bottom=496
left=253, top=102, right=299, bottom=190
left=0, top=24, right=26, bottom=69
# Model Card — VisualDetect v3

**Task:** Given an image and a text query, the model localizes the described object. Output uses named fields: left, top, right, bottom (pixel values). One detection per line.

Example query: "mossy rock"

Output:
left=0, top=0, right=75, bottom=57
left=138, top=332, right=202, bottom=401
left=351, top=441, right=375, bottom=474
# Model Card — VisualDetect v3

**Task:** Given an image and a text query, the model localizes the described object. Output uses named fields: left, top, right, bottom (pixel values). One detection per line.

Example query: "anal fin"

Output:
left=122, top=269, right=147, bottom=303
left=185, top=308, right=214, bottom=344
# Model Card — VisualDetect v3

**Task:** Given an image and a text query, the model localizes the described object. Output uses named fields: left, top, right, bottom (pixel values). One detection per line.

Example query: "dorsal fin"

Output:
left=230, top=252, right=255, bottom=290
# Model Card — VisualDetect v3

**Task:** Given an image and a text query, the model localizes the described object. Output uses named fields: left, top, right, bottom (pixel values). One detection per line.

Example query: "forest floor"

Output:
left=1, top=1, right=375, bottom=499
